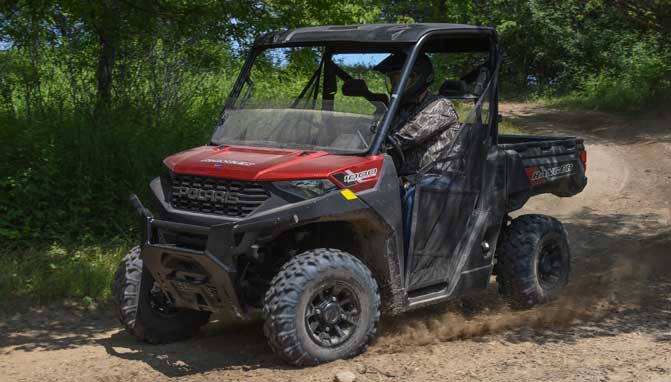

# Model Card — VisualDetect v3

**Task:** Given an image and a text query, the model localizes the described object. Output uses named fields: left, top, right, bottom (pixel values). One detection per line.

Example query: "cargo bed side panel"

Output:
left=500, top=135, right=588, bottom=211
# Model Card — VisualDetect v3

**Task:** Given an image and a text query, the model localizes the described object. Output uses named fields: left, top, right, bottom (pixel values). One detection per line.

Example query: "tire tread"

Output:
left=111, top=246, right=210, bottom=344
left=263, top=248, right=380, bottom=366
left=496, top=214, right=570, bottom=307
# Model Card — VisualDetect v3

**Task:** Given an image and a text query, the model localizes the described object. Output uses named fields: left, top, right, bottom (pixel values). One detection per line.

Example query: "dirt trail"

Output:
left=2, top=104, right=670, bottom=382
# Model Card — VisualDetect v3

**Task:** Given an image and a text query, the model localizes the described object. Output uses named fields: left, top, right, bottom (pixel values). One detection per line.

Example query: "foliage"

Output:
left=0, top=40, right=236, bottom=245
left=0, top=242, right=129, bottom=302
left=386, top=0, right=671, bottom=106
left=0, top=0, right=668, bottom=300
left=558, top=37, right=671, bottom=111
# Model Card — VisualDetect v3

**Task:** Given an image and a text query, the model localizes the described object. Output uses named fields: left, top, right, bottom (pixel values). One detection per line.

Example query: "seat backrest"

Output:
left=439, top=80, right=469, bottom=97
left=471, top=67, right=489, bottom=96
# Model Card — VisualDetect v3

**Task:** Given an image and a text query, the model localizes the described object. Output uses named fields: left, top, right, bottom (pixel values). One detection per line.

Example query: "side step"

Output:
left=407, top=282, right=450, bottom=309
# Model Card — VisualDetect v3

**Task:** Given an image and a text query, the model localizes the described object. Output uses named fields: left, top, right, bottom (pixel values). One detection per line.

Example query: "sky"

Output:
left=336, top=53, right=390, bottom=67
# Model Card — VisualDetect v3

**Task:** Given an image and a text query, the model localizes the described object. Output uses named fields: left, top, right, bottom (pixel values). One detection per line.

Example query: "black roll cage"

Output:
left=223, top=29, right=501, bottom=156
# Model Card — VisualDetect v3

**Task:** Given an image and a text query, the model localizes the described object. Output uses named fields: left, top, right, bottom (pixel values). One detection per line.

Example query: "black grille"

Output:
left=169, top=174, right=270, bottom=217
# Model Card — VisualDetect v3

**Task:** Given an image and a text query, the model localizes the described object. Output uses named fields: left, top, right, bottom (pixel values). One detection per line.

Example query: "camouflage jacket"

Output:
left=391, top=94, right=461, bottom=175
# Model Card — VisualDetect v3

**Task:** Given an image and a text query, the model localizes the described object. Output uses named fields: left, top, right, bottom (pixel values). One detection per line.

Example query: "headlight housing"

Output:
left=274, top=179, right=338, bottom=200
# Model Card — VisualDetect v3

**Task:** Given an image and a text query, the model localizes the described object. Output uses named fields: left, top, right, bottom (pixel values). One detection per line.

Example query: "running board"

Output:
left=406, top=263, right=494, bottom=310
left=407, top=282, right=450, bottom=309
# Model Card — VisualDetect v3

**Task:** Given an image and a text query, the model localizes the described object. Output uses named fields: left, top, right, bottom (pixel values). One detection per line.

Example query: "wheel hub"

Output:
left=321, top=302, right=342, bottom=324
left=305, top=282, right=361, bottom=348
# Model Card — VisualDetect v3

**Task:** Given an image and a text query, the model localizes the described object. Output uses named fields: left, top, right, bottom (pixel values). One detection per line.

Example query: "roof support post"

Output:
left=368, top=33, right=432, bottom=155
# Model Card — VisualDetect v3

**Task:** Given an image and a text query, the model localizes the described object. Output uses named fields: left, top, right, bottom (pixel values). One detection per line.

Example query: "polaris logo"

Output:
left=173, top=186, right=229, bottom=203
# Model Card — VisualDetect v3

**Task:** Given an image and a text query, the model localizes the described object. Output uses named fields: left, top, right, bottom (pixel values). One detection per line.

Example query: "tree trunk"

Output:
left=93, top=0, right=119, bottom=116
left=95, top=32, right=115, bottom=110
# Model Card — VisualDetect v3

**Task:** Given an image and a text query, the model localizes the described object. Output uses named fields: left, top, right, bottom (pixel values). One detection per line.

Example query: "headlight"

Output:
left=274, top=179, right=338, bottom=199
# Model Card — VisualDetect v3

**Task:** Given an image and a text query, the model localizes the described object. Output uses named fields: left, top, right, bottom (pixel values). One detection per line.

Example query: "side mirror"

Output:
left=497, top=114, right=503, bottom=123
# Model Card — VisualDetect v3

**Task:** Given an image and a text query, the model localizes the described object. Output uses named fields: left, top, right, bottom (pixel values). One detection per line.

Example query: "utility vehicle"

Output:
left=113, top=23, right=588, bottom=366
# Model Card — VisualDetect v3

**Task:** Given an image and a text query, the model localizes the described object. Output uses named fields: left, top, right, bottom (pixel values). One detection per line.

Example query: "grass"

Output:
left=0, top=242, right=130, bottom=304
left=499, top=116, right=524, bottom=135
left=552, top=91, right=671, bottom=113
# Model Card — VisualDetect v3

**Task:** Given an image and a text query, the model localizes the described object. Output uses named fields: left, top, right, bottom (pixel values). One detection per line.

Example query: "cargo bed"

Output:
left=498, top=134, right=588, bottom=212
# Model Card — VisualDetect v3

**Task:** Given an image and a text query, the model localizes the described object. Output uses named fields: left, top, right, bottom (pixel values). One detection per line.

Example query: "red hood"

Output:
left=164, top=145, right=384, bottom=191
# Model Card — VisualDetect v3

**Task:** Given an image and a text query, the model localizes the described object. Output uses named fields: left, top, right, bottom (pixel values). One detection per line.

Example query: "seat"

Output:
left=439, top=80, right=469, bottom=97
left=439, top=65, right=490, bottom=100
left=439, top=80, right=476, bottom=99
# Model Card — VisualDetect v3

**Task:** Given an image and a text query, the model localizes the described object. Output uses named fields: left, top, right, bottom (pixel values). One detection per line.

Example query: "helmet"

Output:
left=374, top=52, right=434, bottom=104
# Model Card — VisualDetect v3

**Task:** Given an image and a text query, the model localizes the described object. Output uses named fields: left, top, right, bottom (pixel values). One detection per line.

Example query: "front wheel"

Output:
left=496, top=214, right=571, bottom=308
left=263, top=248, right=380, bottom=366
left=112, top=246, right=211, bottom=344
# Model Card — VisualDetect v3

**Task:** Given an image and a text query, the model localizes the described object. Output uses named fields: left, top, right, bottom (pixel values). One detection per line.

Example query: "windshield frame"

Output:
left=218, top=44, right=406, bottom=154
left=220, top=31, right=500, bottom=156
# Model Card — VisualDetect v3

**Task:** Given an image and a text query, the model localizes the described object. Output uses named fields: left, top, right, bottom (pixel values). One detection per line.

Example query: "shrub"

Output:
left=559, top=37, right=671, bottom=111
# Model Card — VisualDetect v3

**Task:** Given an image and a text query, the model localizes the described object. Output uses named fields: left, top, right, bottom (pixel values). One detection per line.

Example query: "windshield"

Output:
left=212, top=47, right=395, bottom=153
left=212, top=100, right=386, bottom=153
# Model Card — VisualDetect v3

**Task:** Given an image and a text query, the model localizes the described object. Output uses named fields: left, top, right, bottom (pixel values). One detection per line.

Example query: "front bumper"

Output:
left=130, top=188, right=371, bottom=317
left=130, top=194, right=261, bottom=318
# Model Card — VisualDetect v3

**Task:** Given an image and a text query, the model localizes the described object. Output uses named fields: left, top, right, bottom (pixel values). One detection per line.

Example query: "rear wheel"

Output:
left=496, top=215, right=571, bottom=307
left=263, top=248, right=380, bottom=366
left=112, top=246, right=211, bottom=344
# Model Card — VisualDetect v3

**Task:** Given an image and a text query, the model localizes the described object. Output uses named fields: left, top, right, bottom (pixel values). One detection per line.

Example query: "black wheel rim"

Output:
left=305, top=281, right=361, bottom=348
left=148, top=283, right=178, bottom=317
left=537, top=239, right=565, bottom=290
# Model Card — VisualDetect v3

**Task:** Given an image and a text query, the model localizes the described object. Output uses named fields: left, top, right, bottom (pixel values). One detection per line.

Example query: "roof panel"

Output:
left=254, top=23, right=496, bottom=47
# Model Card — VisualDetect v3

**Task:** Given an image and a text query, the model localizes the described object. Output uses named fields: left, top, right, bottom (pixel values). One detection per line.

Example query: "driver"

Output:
left=375, top=53, right=461, bottom=175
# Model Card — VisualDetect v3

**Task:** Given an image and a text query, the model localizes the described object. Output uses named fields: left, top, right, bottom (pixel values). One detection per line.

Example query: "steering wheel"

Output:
left=385, top=135, right=405, bottom=170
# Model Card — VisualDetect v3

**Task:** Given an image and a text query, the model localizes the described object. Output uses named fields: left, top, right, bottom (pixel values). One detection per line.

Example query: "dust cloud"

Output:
left=373, top=246, right=666, bottom=353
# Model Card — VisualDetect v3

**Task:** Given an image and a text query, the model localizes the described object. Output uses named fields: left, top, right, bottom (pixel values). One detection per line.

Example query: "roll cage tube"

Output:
left=224, top=49, right=259, bottom=110
left=366, top=35, right=428, bottom=155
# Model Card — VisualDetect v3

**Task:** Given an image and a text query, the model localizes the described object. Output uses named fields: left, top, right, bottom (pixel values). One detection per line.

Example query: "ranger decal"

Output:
left=200, top=158, right=256, bottom=166
left=526, top=162, right=575, bottom=185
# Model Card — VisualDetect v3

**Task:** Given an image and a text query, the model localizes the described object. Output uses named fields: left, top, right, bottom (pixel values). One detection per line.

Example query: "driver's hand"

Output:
left=384, top=134, right=401, bottom=151
left=384, top=134, right=405, bottom=172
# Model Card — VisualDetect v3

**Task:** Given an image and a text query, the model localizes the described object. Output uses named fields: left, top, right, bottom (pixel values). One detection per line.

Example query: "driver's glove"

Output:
left=385, top=134, right=401, bottom=151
